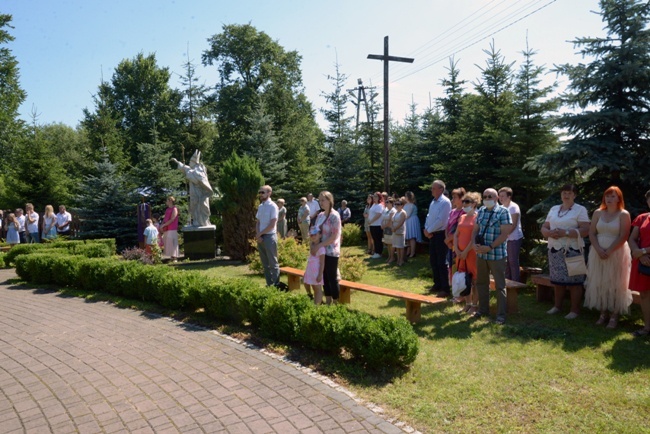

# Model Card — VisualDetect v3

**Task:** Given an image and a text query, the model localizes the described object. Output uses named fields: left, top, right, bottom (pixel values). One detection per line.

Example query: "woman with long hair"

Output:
left=367, top=192, right=385, bottom=259
left=584, top=186, right=632, bottom=328
left=404, top=191, right=422, bottom=258
left=363, top=194, right=374, bottom=254
left=315, top=191, right=342, bottom=305
left=42, top=205, right=57, bottom=240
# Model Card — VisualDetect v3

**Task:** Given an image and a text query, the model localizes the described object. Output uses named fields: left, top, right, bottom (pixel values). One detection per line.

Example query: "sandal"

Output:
left=632, top=328, right=650, bottom=337
left=596, top=314, right=608, bottom=325
left=606, top=317, right=618, bottom=329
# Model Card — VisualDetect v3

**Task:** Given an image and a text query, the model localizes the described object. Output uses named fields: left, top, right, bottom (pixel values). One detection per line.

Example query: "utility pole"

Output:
left=347, top=78, right=375, bottom=130
left=368, top=36, right=414, bottom=193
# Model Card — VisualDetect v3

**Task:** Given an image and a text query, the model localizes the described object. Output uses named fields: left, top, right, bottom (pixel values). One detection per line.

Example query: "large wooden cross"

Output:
left=368, top=36, right=414, bottom=193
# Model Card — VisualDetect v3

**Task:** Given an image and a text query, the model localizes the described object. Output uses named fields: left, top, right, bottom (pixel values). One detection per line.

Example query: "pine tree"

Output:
left=531, top=0, right=650, bottom=212
left=74, top=157, right=138, bottom=249
left=0, top=14, right=26, bottom=172
left=243, top=101, right=288, bottom=195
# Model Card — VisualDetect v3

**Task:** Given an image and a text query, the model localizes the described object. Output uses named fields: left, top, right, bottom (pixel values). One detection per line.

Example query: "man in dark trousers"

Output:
left=423, top=180, right=451, bottom=297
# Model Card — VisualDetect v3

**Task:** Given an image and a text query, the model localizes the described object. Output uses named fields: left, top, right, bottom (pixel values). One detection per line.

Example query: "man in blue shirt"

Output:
left=472, top=188, right=513, bottom=324
left=423, top=180, right=452, bottom=297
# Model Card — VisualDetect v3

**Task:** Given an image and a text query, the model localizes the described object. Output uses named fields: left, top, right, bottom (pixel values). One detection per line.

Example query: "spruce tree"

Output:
left=531, top=0, right=650, bottom=212
left=74, top=157, right=138, bottom=249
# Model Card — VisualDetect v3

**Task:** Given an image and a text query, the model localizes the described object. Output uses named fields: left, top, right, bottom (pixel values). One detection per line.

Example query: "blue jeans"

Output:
left=258, top=233, right=280, bottom=286
left=27, top=231, right=40, bottom=244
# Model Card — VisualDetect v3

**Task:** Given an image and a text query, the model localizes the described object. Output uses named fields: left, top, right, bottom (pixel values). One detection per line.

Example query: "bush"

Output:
left=341, top=311, right=419, bottom=369
left=341, top=223, right=362, bottom=247
left=261, top=293, right=314, bottom=342
left=203, top=278, right=261, bottom=323
left=4, top=244, right=50, bottom=267
left=239, top=285, right=281, bottom=328
left=298, top=304, right=351, bottom=352
left=247, top=236, right=308, bottom=273
left=339, top=249, right=367, bottom=282
left=4, top=239, right=115, bottom=267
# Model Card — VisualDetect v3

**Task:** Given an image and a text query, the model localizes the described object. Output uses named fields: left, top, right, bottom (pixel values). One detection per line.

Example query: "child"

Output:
left=152, top=213, right=164, bottom=248
left=6, top=213, right=19, bottom=247
left=143, top=218, right=159, bottom=255
left=303, top=226, right=326, bottom=305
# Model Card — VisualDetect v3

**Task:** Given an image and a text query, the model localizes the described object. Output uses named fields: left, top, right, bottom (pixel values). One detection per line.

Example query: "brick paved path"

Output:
left=0, top=269, right=405, bottom=434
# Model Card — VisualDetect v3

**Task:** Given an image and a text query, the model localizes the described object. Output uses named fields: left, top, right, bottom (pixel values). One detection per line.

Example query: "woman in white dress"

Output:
left=584, top=186, right=632, bottom=328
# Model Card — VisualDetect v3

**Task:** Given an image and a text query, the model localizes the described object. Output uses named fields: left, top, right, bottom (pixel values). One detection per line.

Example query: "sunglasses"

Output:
left=462, top=199, right=473, bottom=204
left=258, top=191, right=266, bottom=194
left=483, top=196, right=494, bottom=199
left=395, top=202, right=403, bottom=206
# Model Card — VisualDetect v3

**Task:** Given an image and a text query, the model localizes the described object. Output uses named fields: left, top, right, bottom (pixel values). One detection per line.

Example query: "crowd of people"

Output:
left=0, top=204, right=72, bottom=246
left=256, top=180, right=650, bottom=336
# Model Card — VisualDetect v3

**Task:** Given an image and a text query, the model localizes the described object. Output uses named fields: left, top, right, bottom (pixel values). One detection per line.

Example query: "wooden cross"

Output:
left=368, top=36, right=414, bottom=193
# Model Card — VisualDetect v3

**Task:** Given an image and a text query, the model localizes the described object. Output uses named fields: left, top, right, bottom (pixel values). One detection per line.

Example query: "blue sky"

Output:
left=5, top=0, right=605, bottom=129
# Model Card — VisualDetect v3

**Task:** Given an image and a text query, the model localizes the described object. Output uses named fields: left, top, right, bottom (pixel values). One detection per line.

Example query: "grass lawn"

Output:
left=179, top=246, right=650, bottom=433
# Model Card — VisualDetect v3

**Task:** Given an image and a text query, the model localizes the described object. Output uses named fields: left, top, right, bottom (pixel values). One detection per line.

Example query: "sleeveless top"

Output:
left=164, top=207, right=179, bottom=231
left=595, top=215, right=620, bottom=250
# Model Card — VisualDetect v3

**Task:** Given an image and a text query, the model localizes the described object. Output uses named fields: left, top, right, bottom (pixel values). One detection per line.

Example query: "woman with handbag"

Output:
left=540, top=184, right=590, bottom=319
left=584, top=187, right=632, bottom=329
left=454, top=191, right=481, bottom=314
left=628, top=189, right=650, bottom=337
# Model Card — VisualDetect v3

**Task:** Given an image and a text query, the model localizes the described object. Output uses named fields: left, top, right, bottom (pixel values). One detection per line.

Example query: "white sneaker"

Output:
left=547, top=307, right=560, bottom=315
left=565, top=312, right=579, bottom=320
left=371, top=253, right=381, bottom=259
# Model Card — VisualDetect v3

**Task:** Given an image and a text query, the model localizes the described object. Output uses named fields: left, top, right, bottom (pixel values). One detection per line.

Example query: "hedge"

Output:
left=13, top=250, right=419, bottom=369
left=4, top=238, right=115, bottom=267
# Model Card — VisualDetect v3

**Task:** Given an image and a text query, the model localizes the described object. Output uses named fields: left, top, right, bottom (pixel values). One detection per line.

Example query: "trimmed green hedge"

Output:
left=13, top=250, right=419, bottom=369
left=4, top=238, right=115, bottom=267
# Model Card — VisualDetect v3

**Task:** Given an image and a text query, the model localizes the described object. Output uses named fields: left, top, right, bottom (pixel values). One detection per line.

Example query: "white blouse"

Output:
left=545, top=204, right=590, bottom=250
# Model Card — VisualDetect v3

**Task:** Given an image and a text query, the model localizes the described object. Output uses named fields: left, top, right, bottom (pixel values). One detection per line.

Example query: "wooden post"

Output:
left=368, top=36, right=414, bottom=193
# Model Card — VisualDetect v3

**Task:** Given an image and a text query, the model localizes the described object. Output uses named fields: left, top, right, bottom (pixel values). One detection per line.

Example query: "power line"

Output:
left=391, top=0, right=558, bottom=83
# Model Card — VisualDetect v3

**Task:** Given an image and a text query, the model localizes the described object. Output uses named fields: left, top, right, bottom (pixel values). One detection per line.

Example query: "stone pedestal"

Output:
left=182, top=225, right=216, bottom=260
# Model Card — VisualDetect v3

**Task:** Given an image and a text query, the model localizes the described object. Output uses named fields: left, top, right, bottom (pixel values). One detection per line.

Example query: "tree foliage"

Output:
left=216, top=152, right=264, bottom=261
left=530, top=0, right=650, bottom=213
left=0, top=14, right=26, bottom=172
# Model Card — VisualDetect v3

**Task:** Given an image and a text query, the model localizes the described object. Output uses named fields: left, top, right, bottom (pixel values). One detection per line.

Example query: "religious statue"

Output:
left=171, top=150, right=213, bottom=227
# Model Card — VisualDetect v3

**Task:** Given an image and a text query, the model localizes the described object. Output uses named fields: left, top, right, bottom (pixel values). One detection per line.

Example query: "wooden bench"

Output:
left=279, top=266, right=446, bottom=323
left=532, top=273, right=641, bottom=305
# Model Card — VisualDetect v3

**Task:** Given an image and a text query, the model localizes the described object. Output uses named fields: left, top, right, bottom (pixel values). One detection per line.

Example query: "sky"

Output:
left=4, top=0, right=606, bottom=129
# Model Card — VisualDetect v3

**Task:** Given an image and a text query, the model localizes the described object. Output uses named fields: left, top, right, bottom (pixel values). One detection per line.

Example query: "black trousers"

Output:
left=370, top=226, right=383, bottom=255
left=429, top=231, right=450, bottom=292
left=323, top=255, right=340, bottom=299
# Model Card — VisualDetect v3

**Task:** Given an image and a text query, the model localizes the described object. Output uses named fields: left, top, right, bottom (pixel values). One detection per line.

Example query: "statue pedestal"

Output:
left=182, top=225, right=216, bottom=260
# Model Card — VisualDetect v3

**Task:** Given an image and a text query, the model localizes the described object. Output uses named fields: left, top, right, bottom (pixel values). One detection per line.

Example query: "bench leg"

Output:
left=287, top=275, right=301, bottom=291
left=536, top=285, right=553, bottom=303
left=506, top=289, right=518, bottom=314
left=339, top=285, right=351, bottom=304
left=405, top=301, right=421, bottom=323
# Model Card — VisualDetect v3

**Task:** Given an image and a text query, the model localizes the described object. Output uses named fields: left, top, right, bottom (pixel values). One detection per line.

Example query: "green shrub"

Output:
left=202, top=278, right=260, bottom=323
left=239, top=285, right=281, bottom=327
left=4, top=244, right=50, bottom=267
left=14, top=253, right=58, bottom=284
left=341, top=223, right=362, bottom=247
left=247, top=236, right=308, bottom=273
left=298, top=304, right=351, bottom=352
left=342, top=312, right=419, bottom=368
left=50, top=255, right=87, bottom=287
left=261, top=293, right=314, bottom=342
left=339, top=249, right=367, bottom=282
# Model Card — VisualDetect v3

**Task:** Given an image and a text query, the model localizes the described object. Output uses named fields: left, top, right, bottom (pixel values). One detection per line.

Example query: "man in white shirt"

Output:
left=25, top=203, right=40, bottom=244
left=56, top=205, right=72, bottom=237
left=498, top=187, right=524, bottom=282
left=306, top=193, right=320, bottom=227
left=256, top=185, right=280, bottom=286
left=423, top=180, right=452, bottom=297
left=15, top=208, right=26, bottom=244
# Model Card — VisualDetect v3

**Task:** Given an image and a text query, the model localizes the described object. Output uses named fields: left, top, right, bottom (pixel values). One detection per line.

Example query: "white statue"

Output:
left=171, top=150, right=213, bottom=227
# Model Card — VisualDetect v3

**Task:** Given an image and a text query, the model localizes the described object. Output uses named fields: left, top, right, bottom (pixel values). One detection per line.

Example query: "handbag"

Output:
left=451, top=259, right=473, bottom=297
left=564, top=229, right=587, bottom=276
left=639, top=262, right=650, bottom=276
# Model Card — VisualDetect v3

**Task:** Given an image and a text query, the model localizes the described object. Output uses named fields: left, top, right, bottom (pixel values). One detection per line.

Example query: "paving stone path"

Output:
left=0, top=269, right=407, bottom=433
